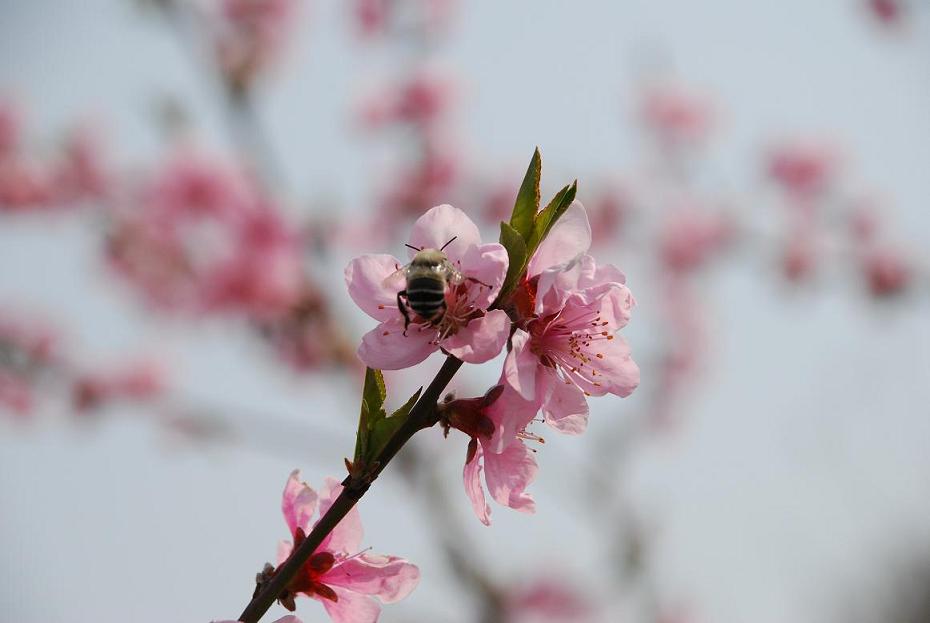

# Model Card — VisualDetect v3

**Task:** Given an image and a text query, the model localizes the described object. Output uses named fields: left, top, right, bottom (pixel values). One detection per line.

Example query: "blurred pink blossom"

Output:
left=358, top=68, right=456, bottom=130
left=781, top=231, right=818, bottom=283
left=766, top=138, right=840, bottom=199
left=107, top=152, right=303, bottom=317
left=861, top=246, right=912, bottom=297
left=505, top=577, right=592, bottom=622
left=214, top=0, right=297, bottom=90
left=658, top=207, right=733, bottom=273
left=346, top=204, right=509, bottom=369
left=866, top=0, right=906, bottom=27
left=640, top=82, right=715, bottom=147
left=0, top=310, right=58, bottom=417
left=71, top=360, right=164, bottom=413
left=274, top=471, right=420, bottom=621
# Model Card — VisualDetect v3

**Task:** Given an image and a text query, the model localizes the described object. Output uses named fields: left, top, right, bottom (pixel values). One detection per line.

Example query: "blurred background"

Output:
left=2, top=1, right=930, bottom=622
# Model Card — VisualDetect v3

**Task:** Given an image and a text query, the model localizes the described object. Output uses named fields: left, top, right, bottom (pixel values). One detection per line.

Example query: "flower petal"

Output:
left=407, top=204, right=481, bottom=262
left=503, top=330, right=537, bottom=401
left=357, top=318, right=439, bottom=370
left=315, top=477, right=363, bottom=555
left=482, top=440, right=537, bottom=514
left=463, top=442, right=491, bottom=526
left=324, top=554, right=420, bottom=603
left=575, top=334, right=640, bottom=398
left=321, top=586, right=381, bottom=623
left=540, top=371, right=589, bottom=434
left=527, top=200, right=591, bottom=277
left=442, top=309, right=510, bottom=364
left=457, top=242, right=508, bottom=309
left=486, top=381, right=539, bottom=454
left=345, top=254, right=406, bottom=322
left=282, top=469, right=318, bottom=537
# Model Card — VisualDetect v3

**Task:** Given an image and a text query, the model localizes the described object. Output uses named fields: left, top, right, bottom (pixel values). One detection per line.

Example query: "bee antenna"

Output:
left=404, top=243, right=422, bottom=252
left=440, top=236, right=457, bottom=251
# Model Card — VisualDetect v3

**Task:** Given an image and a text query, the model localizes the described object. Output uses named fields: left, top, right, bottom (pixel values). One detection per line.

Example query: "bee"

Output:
left=395, top=237, right=463, bottom=331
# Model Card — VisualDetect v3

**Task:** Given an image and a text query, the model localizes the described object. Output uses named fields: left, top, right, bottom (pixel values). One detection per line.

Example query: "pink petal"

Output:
left=345, top=254, right=406, bottom=322
left=527, top=200, right=591, bottom=277
left=321, top=586, right=381, bottom=623
left=324, top=554, right=420, bottom=603
left=482, top=440, right=537, bottom=514
left=357, top=318, right=439, bottom=370
left=503, top=330, right=537, bottom=401
left=576, top=334, right=639, bottom=398
left=407, top=204, right=481, bottom=262
left=487, top=381, right=540, bottom=454
left=277, top=539, right=293, bottom=566
left=540, top=371, right=589, bottom=434
left=442, top=309, right=510, bottom=364
left=458, top=242, right=509, bottom=309
left=282, top=469, right=318, bottom=537
left=316, top=477, right=363, bottom=555
left=463, top=444, right=491, bottom=526
left=534, top=254, right=596, bottom=315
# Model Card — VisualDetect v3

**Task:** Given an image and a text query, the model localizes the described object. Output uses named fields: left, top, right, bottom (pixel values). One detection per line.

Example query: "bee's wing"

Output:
left=381, top=262, right=408, bottom=289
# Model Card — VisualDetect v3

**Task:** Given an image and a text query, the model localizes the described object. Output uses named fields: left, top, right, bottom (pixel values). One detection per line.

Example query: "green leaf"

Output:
left=527, top=180, right=577, bottom=258
left=509, top=148, right=541, bottom=240
left=363, top=367, right=387, bottom=420
left=353, top=368, right=387, bottom=465
left=368, top=387, right=423, bottom=460
left=390, top=387, right=422, bottom=420
left=496, top=221, right=528, bottom=305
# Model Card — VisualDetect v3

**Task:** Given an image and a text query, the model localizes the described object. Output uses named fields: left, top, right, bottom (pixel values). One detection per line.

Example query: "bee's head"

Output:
left=406, top=236, right=457, bottom=266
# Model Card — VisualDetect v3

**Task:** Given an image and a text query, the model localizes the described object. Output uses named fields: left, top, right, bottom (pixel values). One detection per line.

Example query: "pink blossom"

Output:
left=443, top=383, right=541, bottom=525
left=640, top=82, right=715, bottom=147
left=766, top=138, right=840, bottom=199
left=866, top=0, right=906, bottom=27
left=345, top=204, right=509, bottom=369
left=275, top=471, right=420, bottom=622
left=862, top=247, right=912, bottom=297
left=108, top=152, right=303, bottom=317
left=504, top=202, right=639, bottom=435
left=781, top=233, right=818, bottom=283
left=505, top=577, right=592, bottom=622
left=658, top=207, right=733, bottom=273
left=358, top=68, right=456, bottom=130
left=0, top=310, right=58, bottom=417
left=71, top=360, right=164, bottom=413
left=214, top=0, right=297, bottom=89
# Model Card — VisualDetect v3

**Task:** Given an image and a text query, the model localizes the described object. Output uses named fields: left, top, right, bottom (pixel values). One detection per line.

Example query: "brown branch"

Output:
left=236, top=355, right=464, bottom=623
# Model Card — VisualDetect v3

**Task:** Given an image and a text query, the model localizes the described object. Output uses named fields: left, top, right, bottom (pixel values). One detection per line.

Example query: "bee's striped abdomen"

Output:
left=406, top=276, right=446, bottom=321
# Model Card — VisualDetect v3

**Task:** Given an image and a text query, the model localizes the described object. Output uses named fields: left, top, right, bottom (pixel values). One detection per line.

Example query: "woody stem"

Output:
left=236, top=355, right=464, bottom=623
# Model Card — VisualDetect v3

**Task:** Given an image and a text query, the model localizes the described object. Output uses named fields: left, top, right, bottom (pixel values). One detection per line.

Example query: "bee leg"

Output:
left=397, top=291, right=412, bottom=335
left=465, top=276, right=492, bottom=288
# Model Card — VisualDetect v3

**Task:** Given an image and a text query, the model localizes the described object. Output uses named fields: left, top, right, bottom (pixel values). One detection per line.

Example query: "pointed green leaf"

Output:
left=354, top=368, right=387, bottom=465
left=362, top=367, right=387, bottom=421
left=390, top=387, right=422, bottom=420
left=496, top=221, right=528, bottom=305
left=527, top=180, right=577, bottom=258
left=368, top=387, right=423, bottom=460
left=509, top=148, right=541, bottom=240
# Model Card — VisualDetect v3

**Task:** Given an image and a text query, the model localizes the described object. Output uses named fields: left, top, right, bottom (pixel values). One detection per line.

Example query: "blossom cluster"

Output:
left=346, top=200, right=640, bottom=525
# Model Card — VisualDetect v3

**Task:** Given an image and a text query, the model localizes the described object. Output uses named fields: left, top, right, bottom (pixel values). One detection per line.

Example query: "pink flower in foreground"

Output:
left=275, top=471, right=420, bottom=622
left=345, top=204, right=509, bottom=369
left=504, top=202, right=639, bottom=435
left=442, top=384, right=540, bottom=525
